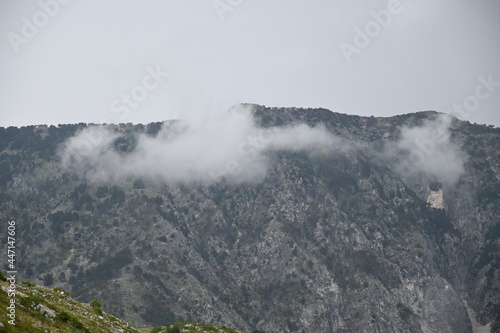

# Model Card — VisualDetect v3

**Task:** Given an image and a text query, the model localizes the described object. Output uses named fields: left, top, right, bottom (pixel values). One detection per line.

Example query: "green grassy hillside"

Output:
left=0, top=277, right=253, bottom=333
left=139, top=322, right=251, bottom=333
left=0, top=278, right=138, bottom=333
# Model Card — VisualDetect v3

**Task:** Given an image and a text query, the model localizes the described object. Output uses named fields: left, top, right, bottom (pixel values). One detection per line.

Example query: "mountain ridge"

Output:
left=0, top=105, right=499, bottom=332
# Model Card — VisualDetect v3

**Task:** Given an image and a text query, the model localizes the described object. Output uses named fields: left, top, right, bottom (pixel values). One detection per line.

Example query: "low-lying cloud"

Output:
left=384, top=114, right=467, bottom=185
left=59, top=105, right=337, bottom=184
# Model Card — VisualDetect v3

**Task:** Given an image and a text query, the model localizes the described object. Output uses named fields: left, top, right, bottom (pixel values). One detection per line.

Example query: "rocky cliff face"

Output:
left=0, top=106, right=499, bottom=332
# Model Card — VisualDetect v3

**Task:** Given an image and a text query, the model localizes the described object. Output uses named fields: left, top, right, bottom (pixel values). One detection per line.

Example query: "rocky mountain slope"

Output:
left=0, top=105, right=499, bottom=332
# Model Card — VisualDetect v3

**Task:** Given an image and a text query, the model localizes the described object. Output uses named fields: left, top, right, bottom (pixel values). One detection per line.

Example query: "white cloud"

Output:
left=385, top=114, right=467, bottom=185
left=59, top=105, right=337, bottom=184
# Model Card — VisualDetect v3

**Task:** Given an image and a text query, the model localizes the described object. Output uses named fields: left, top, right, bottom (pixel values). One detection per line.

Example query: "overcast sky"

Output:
left=1, top=0, right=499, bottom=127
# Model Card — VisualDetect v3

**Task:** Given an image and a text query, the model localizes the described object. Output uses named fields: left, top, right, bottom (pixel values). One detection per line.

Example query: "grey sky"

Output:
left=1, top=0, right=499, bottom=127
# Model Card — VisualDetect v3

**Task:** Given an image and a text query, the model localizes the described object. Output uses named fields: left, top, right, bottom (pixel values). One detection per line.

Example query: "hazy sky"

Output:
left=1, top=0, right=499, bottom=127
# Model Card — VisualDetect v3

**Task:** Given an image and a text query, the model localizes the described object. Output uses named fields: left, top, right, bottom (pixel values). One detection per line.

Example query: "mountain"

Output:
left=0, top=105, right=499, bottom=332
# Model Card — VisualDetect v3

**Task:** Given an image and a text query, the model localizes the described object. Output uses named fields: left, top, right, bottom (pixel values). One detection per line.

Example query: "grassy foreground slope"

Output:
left=0, top=278, right=138, bottom=333
left=0, top=278, right=253, bottom=333
left=138, top=323, right=250, bottom=333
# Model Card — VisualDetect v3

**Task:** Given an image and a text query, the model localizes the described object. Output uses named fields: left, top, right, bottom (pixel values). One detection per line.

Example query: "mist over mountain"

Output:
left=0, top=105, right=499, bottom=333
left=381, top=114, right=468, bottom=186
left=59, top=105, right=338, bottom=184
